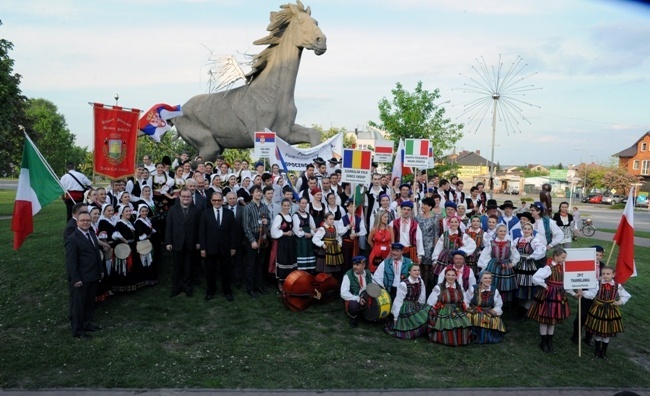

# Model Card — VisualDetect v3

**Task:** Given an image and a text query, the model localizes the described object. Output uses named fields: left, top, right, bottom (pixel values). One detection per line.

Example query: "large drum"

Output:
left=363, top=283, right=392, bottom=321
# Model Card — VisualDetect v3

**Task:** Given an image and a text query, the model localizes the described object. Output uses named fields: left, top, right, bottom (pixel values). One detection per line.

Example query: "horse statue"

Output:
left=172, top=0, right=326, bottom=160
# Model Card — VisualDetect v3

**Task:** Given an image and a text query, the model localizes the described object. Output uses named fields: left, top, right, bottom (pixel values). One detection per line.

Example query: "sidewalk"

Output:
left=1, top=388, right=649, bottom=396
left=590, top=230, right=650, bottom=248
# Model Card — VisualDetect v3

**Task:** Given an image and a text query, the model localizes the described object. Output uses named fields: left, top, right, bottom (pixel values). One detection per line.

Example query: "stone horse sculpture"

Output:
left=172, top=1, right=326, bottom=159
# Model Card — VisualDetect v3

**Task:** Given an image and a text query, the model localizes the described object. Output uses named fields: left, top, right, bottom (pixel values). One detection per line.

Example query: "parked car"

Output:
left=588, top=194, right=604, bottom=204
left=636, top=195, right=649, bottom=208
left=581, top=194, right=599, bottom=203
left=601, top=194, right=623, bottom=205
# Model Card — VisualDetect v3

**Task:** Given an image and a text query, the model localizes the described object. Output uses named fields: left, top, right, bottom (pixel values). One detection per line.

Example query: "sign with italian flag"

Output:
left=403, top=139, right=431, bottom=167
left=341, top=149, right=372, bottom=184
left=374, top=140, right=394, bottom=163
left=12, top=135, right=65, bottom=250
left=563, top=248, right=598, bottom=290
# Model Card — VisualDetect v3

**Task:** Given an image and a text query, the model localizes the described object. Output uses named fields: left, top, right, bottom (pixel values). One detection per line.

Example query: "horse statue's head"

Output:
left=247, top=0, right=326, bottom=81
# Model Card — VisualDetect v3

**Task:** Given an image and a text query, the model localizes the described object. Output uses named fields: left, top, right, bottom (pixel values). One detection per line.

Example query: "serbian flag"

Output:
left=138, top=103, right=182, bottom=142
left=391, top=139, right=412, bottom=183
left=342, top=150, right=371, bottom=170
left=613, top=187, right=637, bottom=284
left=12, top=135, right=64, bottom=250
left=405, top=139, right=430, bottom=156
left=256, top=131, right=276, bottom=143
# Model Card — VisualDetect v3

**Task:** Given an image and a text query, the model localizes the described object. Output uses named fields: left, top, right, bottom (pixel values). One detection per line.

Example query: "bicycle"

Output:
left=579, top=218, right=596, bottom=237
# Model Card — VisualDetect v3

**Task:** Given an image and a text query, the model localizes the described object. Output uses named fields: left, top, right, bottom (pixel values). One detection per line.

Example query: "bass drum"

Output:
left=363, top=286, right=392, bottom=321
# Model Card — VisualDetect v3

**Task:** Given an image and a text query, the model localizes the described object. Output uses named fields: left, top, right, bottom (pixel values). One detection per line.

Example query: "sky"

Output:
left=3, top=0, right=650, bottom=167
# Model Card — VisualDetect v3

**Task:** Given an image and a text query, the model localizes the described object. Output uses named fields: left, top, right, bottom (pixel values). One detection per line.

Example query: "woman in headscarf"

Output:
left=237, top=172, right=253, bottom=204
left=270, top=199, right=298, bottom=291
left=292, top=197, right=317, bottom=274
left=111, top=205, right=142, bottom=293
left=134, top=203, right=157, bottom=287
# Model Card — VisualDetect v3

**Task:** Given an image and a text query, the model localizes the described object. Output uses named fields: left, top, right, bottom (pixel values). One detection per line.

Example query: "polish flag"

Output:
left=613, top=187, right=637, bottom=284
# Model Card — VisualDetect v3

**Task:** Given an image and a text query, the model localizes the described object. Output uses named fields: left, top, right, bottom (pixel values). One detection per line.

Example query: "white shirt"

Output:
left=340, top=270, right=372, bottom=303
left=61, top=170, right=91, bottom=191
left=388, top=218, right=424, bottom=257
left=391, top=276, right=426, bottom=319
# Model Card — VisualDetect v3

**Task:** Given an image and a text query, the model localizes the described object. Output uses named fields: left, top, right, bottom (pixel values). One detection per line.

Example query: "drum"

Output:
left=114, top=243, right=132, bottom=259
left=136, top=240, right=153, bottom=255
left=363, top=287, right=392, bottom=321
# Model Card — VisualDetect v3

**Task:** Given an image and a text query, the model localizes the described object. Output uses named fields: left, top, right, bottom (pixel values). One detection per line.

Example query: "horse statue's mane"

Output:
left=245, top=0, right=312, bottom=82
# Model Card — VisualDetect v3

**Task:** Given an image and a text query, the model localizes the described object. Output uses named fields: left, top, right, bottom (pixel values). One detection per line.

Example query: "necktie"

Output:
left=394, top=261, right=399, bottom=275
left=86, top=232, right=94, bottom=247
left=142, top=181, right=146, bottom=185
left=359, top=275, right=364, bottom=288
left=183, top=207, right=188, bottom=218
left=216, top=208, right=221, bottom=226
left=201, top=190, right=205, bottom=198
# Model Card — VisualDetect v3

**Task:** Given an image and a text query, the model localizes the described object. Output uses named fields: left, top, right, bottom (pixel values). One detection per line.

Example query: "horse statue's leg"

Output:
left=174, top=118, right=222, bottom=161
left=289, top=123, right=322, bottom=147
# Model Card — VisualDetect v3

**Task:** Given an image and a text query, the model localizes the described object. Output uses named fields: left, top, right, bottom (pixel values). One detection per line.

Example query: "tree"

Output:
left=136, top=130, right=195, bottom=165
left=369, top=81, right=463, bottom=158
left=0, top=21, right=31, bottom=176
left=557, top=162, right=563, bottom=169
left=25, top=98, right=87, bottom=175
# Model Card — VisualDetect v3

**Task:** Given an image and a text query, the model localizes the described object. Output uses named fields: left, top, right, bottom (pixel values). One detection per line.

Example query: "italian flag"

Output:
left=11, top=136, right=64, bottom=250
left=405, top=139, right=430, bottom=156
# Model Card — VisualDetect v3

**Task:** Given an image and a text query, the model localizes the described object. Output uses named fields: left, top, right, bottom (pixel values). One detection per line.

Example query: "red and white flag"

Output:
left=11, top=135, right=64, bottom=250
left=391, top=139, right=412, bottom=184
left=613, top=187, right=637, bottom=284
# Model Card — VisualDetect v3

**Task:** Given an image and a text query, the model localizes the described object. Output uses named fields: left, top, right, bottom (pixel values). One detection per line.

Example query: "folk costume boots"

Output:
left=594, top=340, right=602, bottom=358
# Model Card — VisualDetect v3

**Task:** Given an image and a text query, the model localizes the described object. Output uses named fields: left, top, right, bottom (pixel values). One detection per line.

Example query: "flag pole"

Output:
left=20, top=129, right=71, bottom=203
left=578, top=297, right=582, bottom=357
left=605, top=242, right=616, bottom=266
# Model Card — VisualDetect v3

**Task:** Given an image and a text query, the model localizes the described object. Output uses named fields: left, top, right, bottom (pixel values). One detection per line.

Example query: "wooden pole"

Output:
left=605, top=242, right=616, bottom=266
left=578, top=296, right=582, bottom=357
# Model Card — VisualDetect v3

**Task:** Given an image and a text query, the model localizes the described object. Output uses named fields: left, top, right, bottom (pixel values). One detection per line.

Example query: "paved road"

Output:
left=0, top=180, right=17, bottom=190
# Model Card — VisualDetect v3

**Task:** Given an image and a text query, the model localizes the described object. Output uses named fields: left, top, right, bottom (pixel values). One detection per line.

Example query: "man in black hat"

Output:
left=372, top=242, right=412, bottom=300
left=498, top=200, right=520, bottom=234
left=340, top=256, right=375, bottom=327
left=327, top=157, right=340, bottom=174
left=313, top=157, right=327, bottom=182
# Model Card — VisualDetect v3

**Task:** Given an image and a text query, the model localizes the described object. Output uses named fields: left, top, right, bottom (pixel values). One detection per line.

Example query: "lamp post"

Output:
left=575, top=148, right=588, bottom=196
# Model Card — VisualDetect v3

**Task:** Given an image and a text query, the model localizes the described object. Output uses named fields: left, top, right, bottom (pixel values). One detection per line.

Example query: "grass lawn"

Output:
left=1, top=201, right=649, bottom=389
left=0, top=190, right=17, bottom=217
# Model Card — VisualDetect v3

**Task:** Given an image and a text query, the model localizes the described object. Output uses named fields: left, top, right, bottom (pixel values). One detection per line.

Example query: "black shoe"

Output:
left=584, top=333, right=594, bottom=347
left=256, top=287, right=268, bottom=295
left=247, top=290, right=259, bottom=298
left=349, top=317, right=358, bottom=328
left=547, top=335, right=555, bottom=353
left=226, top=294, right=234, bottom=302
left=74, top=333, right=92, bottom=340
left=205, top=294, right=214, bottom=301
left=601, top=342, right=609, bottom=360
left=85, top=324, right=102, bottom=332
left=594, top=340, right=602, bottom=359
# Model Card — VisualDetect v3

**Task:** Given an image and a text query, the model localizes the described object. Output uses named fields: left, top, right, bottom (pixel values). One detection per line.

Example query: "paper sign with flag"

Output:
left=12, top=135, right=65, bottom=250
left=138, top=103, right=182, bottom=142
left=563, top=248, right=598, bottom=290
left=374, top=140, right=394, bottom=163
left=613, top=187, right=637, bottom=284
left=427, top=145, right=435, bottom=168
left=404, top=139, right=430, bottom=167
left=254, top=129, right=276, bottom=160
left=341, top=149, right=372, bottom=184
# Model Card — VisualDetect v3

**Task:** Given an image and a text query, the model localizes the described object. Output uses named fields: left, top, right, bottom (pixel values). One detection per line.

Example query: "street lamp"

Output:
left=575, top=148, right=588, bottom=195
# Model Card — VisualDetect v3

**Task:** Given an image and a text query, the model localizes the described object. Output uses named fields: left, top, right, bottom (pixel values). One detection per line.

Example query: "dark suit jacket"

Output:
left=65, top=229, right=103, bottom=283
left=226, top=205, right=244, bottom=247
left=64, top=218, right=77, bottom=240
left=165, top=203, right=200, bottom=251
left=192, top=190, right=207, bottom=210
left=200, top=206, right=236, bottom=255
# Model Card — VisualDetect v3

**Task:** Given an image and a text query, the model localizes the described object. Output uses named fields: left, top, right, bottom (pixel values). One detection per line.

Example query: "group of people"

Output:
left=62, top=155, right=630, bottom=356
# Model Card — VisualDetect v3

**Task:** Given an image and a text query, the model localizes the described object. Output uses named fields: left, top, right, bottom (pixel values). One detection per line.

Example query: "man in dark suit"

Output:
left=186, top=178, right=207, bottom=285
left=194, top=175, right=209, bottom=209
left=225, top=191, right=244, bottom=288
left=200, top=191, right=236, bottom=301
left=65, top=211, right=104, bottom=339
left=166, top=187, right=200, bottom=297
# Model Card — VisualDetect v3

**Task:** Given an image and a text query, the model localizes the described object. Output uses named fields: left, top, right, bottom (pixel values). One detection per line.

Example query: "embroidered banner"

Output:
left=93, top=103, right=140, bottom=180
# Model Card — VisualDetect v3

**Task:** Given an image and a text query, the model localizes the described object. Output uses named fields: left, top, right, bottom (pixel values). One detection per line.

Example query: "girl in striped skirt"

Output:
left=527, top=247, right=576, bottom=353
left=467, top=271, right=506, bottom=344
left=583, top=266, right=631, bottom=359
left=426, top=266, right=473, bottom=346
left=478, top=224, right=520, bottom=303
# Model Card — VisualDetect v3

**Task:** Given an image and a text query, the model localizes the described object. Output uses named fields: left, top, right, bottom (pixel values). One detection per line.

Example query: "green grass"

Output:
left=599, top=228, right=650, bottom=239
left=1, top=201, right=650, bottom=389
left=0, top=190, right=16, bottom=217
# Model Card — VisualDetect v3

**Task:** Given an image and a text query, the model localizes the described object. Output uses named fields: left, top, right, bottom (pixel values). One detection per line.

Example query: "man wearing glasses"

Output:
left=166, top=188, right=200, bottom=297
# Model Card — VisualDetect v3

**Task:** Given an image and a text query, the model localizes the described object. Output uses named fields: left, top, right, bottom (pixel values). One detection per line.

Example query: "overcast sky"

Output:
left=3, top=0, right=650, bottom=166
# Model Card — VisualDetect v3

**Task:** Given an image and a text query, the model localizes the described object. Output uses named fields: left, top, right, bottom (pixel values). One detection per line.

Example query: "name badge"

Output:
left=258, top=220, right=263, bottom=225
left=380, top=246, right=387, bottom=251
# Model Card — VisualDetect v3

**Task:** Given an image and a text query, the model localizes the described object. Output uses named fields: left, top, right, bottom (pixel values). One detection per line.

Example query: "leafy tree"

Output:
left=136, top=130, right=195, bottom=165
left=557, top=162, right=563, bottom=169
left=0, top=21, right=31, bottom=176
left=25, top=98, right=87, bottom=175
left=369, top=81, right=463, bottom=158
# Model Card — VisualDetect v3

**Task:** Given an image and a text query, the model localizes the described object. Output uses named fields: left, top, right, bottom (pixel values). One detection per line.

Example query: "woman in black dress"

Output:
left=270, top=199, right=298, bottom=291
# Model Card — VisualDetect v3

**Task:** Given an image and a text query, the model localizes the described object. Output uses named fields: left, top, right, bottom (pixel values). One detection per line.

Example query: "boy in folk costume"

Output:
left=340, top=256, right=376, bottom=328
left=583, top=266, right=631, bottom=359
left=389, top=201, right=424, bottom=265
left=373, top=243, right=412, bottom=300
left=498, top=200, right=520, bottom=234
left=446, top=250, right=477, bottom=302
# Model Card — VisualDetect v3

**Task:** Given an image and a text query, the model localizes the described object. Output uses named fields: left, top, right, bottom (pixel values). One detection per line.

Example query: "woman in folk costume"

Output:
left=465, top=215, right=484, bottom=277
left=340, top=200, right=367, bottom=274
left=309, top=188, right=326, bottom=230
left=97, top=203, right=117, bottom=285
left=477, top=224, right=520, bottom=304
left=222, top=174, right=239, bottom=197
left=111, top=205, right=143, bottom=293
left=431, top=216, right=476, bottom=287
left=417, top=197, right=440, bottom=294
left=237, top=172, right=253, bottom=205
left=513, top=221, right=546, bottom=312
left=324, top=192, right=345, bottom=222
left=270, top=199, right=298, bottom=292
left=466, top=271, right=506, bottom=344
left=90, top=206, right=110, bottom=303
left=457, top=204, right=469, bottom=227
left=527, top=247, right=575, bottom=353
left=529, top=201, right=564, bottom=263
left=385, top=263, right=431, bottom=339
left=552, top=201, right=575, bottom=248
left=367, top=210, right=394, bottom=273
left=118, top=191, right=135, bottom=222
left=152, top=162, right=175, bottom=236
left=426, top=266, right=473, bottom=346
left=313, top=212, right=346, bottom=277
left=292, top=197, right=317, bottom=274
left=583, top=266, right=631, bottom=360
left=171, top=165, right=187, bottom=199
left=134, top=204, right=158, bottom=287
left=136, top=185, right=162, bottom=261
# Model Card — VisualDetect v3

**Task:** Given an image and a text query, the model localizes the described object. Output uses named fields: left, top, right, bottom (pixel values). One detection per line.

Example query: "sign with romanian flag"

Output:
left=403, top=139, right=431, bottom=167
left=374, top=140, right=394, bottom=163
left=254, top=129, right=276, bottom=160
left=563, top=248, right=598, bottom=290
left=341, top=149, right=372, bottom=185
